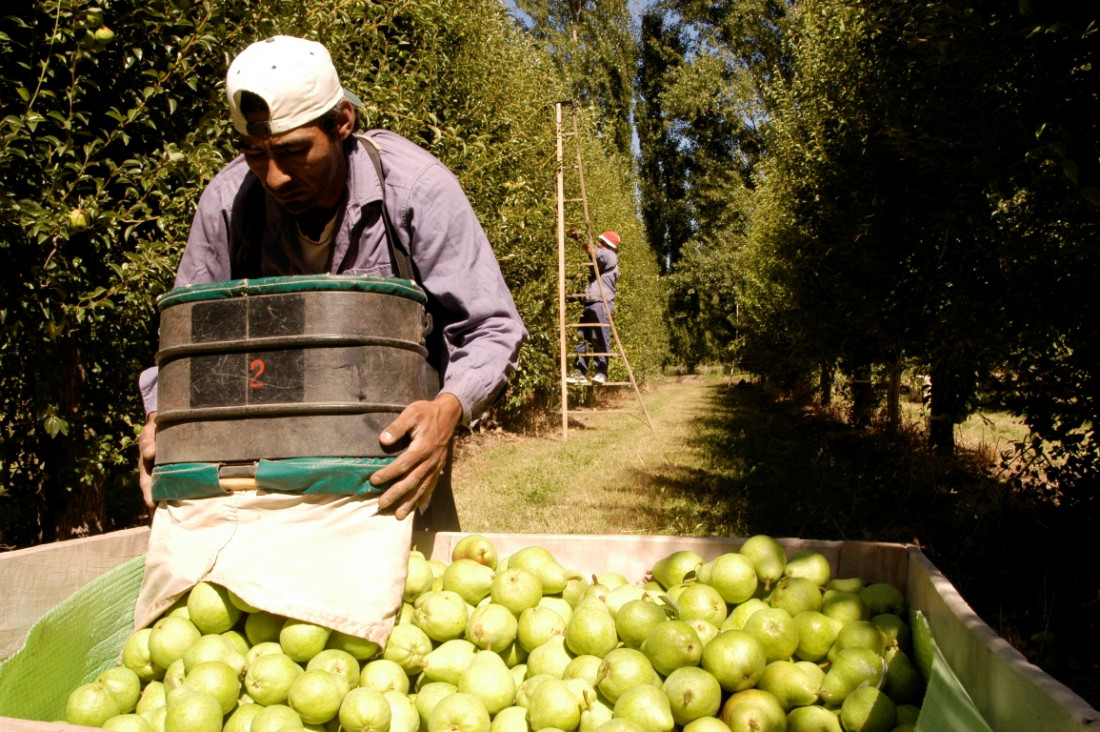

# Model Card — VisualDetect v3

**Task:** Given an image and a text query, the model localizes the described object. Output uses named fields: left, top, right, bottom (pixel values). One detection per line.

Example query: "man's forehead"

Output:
left=238, top=126, right=318, bottom=149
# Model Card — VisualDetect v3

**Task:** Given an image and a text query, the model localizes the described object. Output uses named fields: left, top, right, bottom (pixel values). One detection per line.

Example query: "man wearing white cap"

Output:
left=132, top=36, right=526, bottom=645
left=568, top=230, right=620, bottom=385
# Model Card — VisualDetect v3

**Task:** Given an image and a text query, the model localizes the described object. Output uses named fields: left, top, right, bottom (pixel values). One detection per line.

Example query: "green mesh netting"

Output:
left=0, top=556, right=145, bottom=723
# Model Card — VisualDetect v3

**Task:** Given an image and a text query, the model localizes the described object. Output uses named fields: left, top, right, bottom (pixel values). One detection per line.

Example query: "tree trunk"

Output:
left=41, top=345, right=105, bottom=542
left=820, top=361, right=834, bottom=406
left=885, top=363, right=902, bottom=432
left=928, top=360, right=976, bottom=456
left=848, top=365, right=875, bottom=428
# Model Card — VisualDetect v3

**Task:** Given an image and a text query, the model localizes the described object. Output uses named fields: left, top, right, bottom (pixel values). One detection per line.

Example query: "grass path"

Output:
left=452, top=375, right=730, bottom=535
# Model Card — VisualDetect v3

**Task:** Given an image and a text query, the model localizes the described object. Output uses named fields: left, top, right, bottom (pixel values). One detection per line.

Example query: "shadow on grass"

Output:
left=632, top=379, right=1100, bottom=709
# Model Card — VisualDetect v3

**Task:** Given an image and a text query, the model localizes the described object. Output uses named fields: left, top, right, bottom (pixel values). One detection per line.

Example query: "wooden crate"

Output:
left=1, top=530, right=1097, bottom=731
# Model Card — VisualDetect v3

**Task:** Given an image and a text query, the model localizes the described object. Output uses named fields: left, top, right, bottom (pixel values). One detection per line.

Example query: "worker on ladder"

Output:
left=568, top=230, right=620, bottom=385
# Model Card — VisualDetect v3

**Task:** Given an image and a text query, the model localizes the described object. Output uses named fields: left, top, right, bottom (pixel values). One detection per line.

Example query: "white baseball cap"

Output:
left=226, top=36, right=363, bottom=137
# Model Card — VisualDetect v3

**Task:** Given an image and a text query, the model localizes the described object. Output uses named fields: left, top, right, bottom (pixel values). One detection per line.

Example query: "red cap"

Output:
left=598, top=231, right=620, bottom=250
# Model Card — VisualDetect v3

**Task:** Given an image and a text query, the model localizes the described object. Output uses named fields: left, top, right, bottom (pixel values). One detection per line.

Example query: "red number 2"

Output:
left=249, top=358, right=265, bottom=388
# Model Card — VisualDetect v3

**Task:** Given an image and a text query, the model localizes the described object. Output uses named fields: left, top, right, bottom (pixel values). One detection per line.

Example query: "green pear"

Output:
left=828, top=620, right=887, bottom=661
left=280, top=618, right=332, bottom=663
left=246, top=611, right=287, bottom=646
left=682, top=717, right=732, bottom=732
left=742, top=608, right=799, bottom=663
left=722, top=598, right=768, bottom=631
left=468, top=602, right=520, bottom=652
left=686, top=618, right=720, bottom=647
left=738, top=536, right=787, bottom=591
left=148, top=615, right=202, bottom=670
left=792, top=610, right=844, bottom=663
left=596, top=572, right=629, bottom=589
left=518, top=606, right=568, bottom=653
left=428, top=691, right=491, bottom=732
left=445, top=558, right=497, bottom=606
left=786, top=705, right=842, bottom=732
left=564, top=654, right=604, bottom=688
left=565, top=600, right=619, bottom=658
left=651, top=550, right=704, bottom=590
left=101, top=713, right=153, bottom=732
left=783, top=549, right=832, bottom=587
left=508, top=546, right=570, bottom=595
left=452, top=534, right=499, bottom=570
left=163, top=686, right=223, bottom=732
left=640, top=620, right=703, bottom=677
left=871, top=613, right=911, bottom=653
left=223, top=703, right=264, bottom=732
left=859, top=583, right=905, bottom=617
left=895, top=703, right=920, bottom=726
left=794, top=660, right=826, bottom=688
left=135, top=680, right=166, bottom=715
left=818, top=647, right=887, bottom=707
left=360, top=659, right=412, bottom=694
left=719, top=688, right=786, bottom=732
left=307, top=648, right=360, bottom=691
left=122, top=628, right=166, bottom=684
left=97, top=666, right=142, bottom=713
left=615, top=600, right=669, bottom=649
left=183, top=661, right=241, bottom=715
left=675, top=583, right=728, bottom=628
left=328, top=630, right=382, bottom=661
left=539, top=596, right=575, bottom=625
left=416, top=681, right=459, bottom=727
left=491, top=705, right=530, bottom=732
left=563, top=576, right=591, bottom=609
left=459, top=650, right=518, bottom=715
left=528, top=677, right=587, bottom=732
left=492, top=568, right=545, bottom=617
left=182, top=633, right=246, bottom=675
left=662, top=666, right=722, bottom=726
left=825, top=577, right=865, bottom=594
left=383, top=624, right=434, bottom=675
left=700, top=630, right=767, bottom=693
left=612, top=684, right=674, bottom=732
left=244, top=652, right=302, bottom=706
left=697, top=553, right=759, bottom=605
left=67, top=681, right=124, bottom=728
left=249, top=703, right=304, bottom=732
left=516, top=674, right=555, bottom=708
left=579, top=697, right=615, bottom=732
left=883, top=650, right=924, bottom=705
left=415, top=591, right=471, bottom=643
left=840, top=686, right=896, bottom=732
left=338, top=687, right=392, bottom=732
left=288, top=667, right=348, bottom=724
left=596, top=720, right=647, bottom=732
left=422, top=639, right=479, bottom=685
left=596, top=648, right=657, bottom=704
left=605, top=584, right=650, bottom=619
left=821, top=591, right=870, bottom=625
left=768, top=576, right=823, bottom=617
left=407, top=553, right=437, bottom=603
left=187, top=581, right=243, bottom=634
left=526, top=635, right=574, bottom=679
left=755, top=661, right=819, bottom=711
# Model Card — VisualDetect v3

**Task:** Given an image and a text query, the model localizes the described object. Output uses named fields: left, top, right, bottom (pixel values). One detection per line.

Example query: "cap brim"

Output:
left=343, top=89, right=363, bottom=107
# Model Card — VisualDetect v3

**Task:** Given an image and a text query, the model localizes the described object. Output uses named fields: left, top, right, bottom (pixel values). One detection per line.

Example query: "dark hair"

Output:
left=319, top=100, right=361, bottom=138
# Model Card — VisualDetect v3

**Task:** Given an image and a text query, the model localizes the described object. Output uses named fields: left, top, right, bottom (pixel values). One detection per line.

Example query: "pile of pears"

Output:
left=62, top=534, right=924, bottom=732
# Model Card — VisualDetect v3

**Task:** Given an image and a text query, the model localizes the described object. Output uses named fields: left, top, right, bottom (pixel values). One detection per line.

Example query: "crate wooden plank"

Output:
left=0, top=527, right=149, bottom=661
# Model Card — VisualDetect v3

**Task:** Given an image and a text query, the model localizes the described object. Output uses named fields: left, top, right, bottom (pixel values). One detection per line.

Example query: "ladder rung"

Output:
left=560, top=408, right=647, bottom=414
left=564, top=197, right=585, bottom=202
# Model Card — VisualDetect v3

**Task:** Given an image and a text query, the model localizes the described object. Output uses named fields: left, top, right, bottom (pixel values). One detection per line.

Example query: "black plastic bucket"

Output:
left=154, top=275, right=435, bottom=466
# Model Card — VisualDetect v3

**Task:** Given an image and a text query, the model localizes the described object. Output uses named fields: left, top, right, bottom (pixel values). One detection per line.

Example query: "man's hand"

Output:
left=371, top=393, right=463, bottom=520
left=138, top=413, right=158, bottom=510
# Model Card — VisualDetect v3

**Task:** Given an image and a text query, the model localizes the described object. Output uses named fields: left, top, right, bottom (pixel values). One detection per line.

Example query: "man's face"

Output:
left=238, top=104, right=353, bottom=217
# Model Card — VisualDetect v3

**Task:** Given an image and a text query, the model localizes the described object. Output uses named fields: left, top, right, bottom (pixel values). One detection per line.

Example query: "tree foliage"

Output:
left=0, top=0, right=664, bottom=547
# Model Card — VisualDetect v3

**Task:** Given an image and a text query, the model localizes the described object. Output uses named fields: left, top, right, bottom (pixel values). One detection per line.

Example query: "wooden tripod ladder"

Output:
left=555, top=101, right=654, bottom=440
